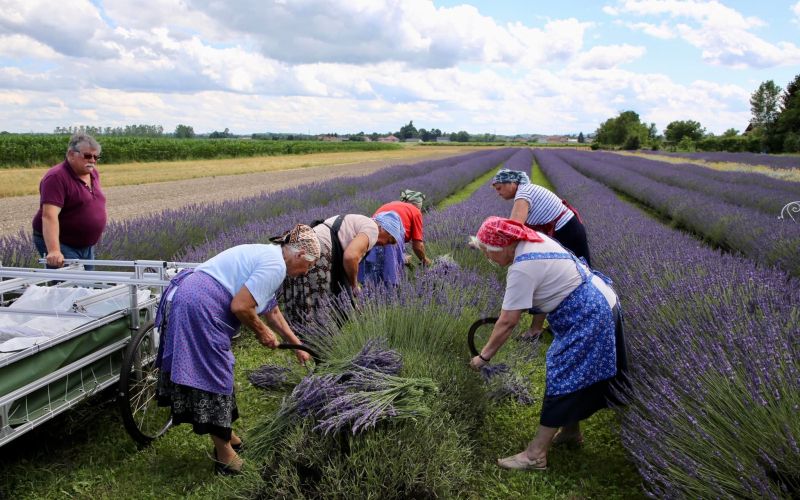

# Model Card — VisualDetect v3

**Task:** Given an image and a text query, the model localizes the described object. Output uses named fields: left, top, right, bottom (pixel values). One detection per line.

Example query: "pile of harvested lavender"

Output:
left=247, top=364, right=292, bottom=390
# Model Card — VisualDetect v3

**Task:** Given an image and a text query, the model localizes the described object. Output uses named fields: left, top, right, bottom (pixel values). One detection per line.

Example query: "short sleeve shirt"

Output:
left=374, top=201, right=424, bottom=241
left=31, top=160, right=107, bottom=247
left=314, top=214, right=379, bottom=251
left=501, top=238, right=584, bottom=313
left=514, top=184, right=573, bottom=231
left=195, top=244, right=286, bottom=313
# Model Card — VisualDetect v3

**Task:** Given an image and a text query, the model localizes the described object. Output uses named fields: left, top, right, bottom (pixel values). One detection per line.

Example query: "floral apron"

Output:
left=514, top=251, right=618, bottom=396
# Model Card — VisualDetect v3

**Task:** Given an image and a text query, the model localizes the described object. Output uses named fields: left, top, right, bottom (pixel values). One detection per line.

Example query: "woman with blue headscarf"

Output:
left=492, top=168, right=592, bottom=340
left=359, top=189, right=431, bottom=287
left=280, top=212, right=405, bottom=326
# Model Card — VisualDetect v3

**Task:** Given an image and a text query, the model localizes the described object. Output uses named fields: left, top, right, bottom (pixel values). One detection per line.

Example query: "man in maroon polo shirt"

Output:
left=31, top=133, right=107, bottom=269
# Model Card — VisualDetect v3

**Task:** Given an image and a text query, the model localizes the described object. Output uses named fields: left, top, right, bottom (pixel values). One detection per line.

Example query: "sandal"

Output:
left=210, top=449, right=243, bottom=476
left=552, top=431, right=584, bottom=447
left=497, top=452, right=548, bottom=471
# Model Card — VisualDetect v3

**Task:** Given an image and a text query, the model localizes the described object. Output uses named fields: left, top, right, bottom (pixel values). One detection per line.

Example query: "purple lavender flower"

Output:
left=247, top=364, right=291, bottom=390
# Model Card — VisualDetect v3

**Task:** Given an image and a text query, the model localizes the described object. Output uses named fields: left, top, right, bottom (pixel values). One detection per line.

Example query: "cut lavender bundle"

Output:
left=247, top=364, right=292, bottom=390
left=350, top=338, right=403, bottom=375
left=479, top=363, right=534, bottom=405
left=314, top=368, right=437, bottom=435
left=291, top=373, right=347, bottom=417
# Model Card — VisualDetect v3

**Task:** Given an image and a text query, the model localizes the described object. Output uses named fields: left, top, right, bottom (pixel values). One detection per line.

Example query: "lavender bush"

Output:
left=554, top=149, right=800, bottom=276
left=534, top=148, right=800, bottom=498
left=647, top=150, right=800, bottom=170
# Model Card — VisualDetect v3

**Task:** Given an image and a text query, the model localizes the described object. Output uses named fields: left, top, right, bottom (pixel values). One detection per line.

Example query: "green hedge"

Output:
left=0, top=135, right=401, bottom=168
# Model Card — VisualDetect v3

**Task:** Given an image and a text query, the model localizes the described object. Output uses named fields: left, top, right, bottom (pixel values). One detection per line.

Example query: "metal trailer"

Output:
left=0, top=259, right=198, bottom=448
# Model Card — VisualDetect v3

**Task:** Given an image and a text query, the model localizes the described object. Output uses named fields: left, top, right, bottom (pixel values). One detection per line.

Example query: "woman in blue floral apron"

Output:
left=469, top=217, right=627, bottom=471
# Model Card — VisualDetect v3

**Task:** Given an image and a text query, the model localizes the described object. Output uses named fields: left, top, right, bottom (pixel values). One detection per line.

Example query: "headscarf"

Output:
left=373, top=210, right=405, bottom=244
left=473, top=217, right=543, bottom=249
left=287, top=223, right=321, bottom=260
left=491, top=169, right=530, bottom=185
left=400, top=189, right=426, bottom=209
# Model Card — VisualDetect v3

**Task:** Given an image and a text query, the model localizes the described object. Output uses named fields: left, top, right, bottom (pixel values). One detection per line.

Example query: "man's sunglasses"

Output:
left=74, top=151, right=101, bottom=161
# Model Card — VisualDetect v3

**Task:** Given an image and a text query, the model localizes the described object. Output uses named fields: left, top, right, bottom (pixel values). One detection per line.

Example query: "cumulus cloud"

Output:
left=571, top=44, right=646, bottom=69
left=605, top=0, right=800, bottom=68
left=793, top=1, right=800, bottom=23
left=623, top=21, right=675, bottom=39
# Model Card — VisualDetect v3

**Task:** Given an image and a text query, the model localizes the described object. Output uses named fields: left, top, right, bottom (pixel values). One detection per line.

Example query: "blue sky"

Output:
left=1, top=0, right=799, bottom=135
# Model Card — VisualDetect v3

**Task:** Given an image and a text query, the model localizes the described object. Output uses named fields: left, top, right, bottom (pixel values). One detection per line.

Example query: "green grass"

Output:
left=438, top=167, right=500, bottom=209
left=0, top=160, right=644, bottom=499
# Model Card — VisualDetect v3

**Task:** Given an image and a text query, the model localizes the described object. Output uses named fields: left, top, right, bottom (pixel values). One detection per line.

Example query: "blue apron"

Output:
left=513, top=251, right=618, bottom=396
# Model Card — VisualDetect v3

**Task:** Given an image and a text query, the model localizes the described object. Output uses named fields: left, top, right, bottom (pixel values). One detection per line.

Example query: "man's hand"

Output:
left=258, top=330, right=279, bottom=348
left=46, top=250, right=65, bottom=268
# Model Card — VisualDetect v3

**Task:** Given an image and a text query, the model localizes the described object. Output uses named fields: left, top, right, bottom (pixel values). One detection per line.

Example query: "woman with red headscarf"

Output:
left=468, top=217, right=627, bottom=471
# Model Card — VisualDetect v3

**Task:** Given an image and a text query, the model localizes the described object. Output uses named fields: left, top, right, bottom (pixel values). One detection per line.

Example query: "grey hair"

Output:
left=68, top=133, right=101, bottom=154
left=287, top=243, right=317, bottom=262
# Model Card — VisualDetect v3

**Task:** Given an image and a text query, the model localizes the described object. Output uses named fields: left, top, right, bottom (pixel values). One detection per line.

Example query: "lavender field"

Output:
left=646, top=150, right=800, bottom=170
left=2, top=146, right=798, bottom=499
left=535, top=148, right=800, bottom=498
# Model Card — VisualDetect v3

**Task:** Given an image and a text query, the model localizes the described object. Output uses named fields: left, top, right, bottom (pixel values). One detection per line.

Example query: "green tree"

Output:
left=664, top=120, right=705, bottom=143
left=722, top=128, right=739, bottom=137
left=398, top=121, right=418, bottom=139
left=594, top=110, right=649, bottom=147
left=750, top=80, right=782, bottom=130
left=174, top=124, right=195, bottom=138
left=774, top=74, right=800, bottom=152
left=577, top=132, right=585, bottom=143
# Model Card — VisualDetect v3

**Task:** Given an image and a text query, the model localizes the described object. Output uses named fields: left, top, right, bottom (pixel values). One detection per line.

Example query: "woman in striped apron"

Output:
left=492, top=169, right=592, bottom=340
left=469, top=217, right=627, bottom=471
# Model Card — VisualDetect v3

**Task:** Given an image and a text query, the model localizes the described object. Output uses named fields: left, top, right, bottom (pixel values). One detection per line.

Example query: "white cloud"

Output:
left=605, top=0, right=800, bottom=68
left=572, top=44, right=646, bottom=69
left=793, top=1, right=800, bottom=23
left=624, top=21, right=675, bottom=39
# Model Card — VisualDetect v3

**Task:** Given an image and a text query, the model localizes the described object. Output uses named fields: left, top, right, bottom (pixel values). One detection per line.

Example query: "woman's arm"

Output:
left=230, top=286, right=278, bottom=348
left=411, top=240, right=431, bottom=266
left=263, top=305, right=310, bottom=363
left=343, top=233, right=371, bottom=290
left=469, top=308, right=523, bottom=369
left=510, top=199, right=530, bottom=224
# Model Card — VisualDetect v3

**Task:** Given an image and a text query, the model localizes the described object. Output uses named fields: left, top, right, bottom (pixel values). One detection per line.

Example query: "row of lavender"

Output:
left=535, top=148, right=800, bottom=498
left=238, top=149, right=554, bottom=498
left=178, top=148, right=516, bottom=262
left=602, top=151, right=799, bottom=215
left=0, top=149, right=515, bottom=267
left=647, top=150, right=800, bottom=170
left=556, top=150, right=800, bottom=276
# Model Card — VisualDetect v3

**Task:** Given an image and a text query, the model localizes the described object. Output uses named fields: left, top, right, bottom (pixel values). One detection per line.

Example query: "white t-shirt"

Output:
left=314, top=214, right=379, bottom=252
left=195, top=244, right=286, bottom=313
left=501, top=238, right=616, bottom=313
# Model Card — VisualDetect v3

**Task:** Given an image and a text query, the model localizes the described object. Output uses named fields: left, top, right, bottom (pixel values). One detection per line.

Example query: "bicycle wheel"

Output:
left=118, top=320, right=172, bottom=446
left=467, top=317, right=498, bottom=357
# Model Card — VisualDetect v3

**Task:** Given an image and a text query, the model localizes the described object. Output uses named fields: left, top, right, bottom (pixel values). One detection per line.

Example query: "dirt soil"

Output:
left=0, top=151, right=465, bottom=237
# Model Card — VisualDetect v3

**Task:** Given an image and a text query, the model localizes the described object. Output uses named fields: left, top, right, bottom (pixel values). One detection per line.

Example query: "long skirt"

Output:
left=156, top=372, right=239, bottom=440
left=539, top=304, right=627, bottom=427
left=280, top=246, right=334, bottom=326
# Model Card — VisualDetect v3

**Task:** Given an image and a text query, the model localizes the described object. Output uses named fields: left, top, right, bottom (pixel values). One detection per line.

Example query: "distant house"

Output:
left=404, top=137, right=421, bottom=143
left=435, top=137, right=451, bottom=143
left=378, top=135, right=400, bottom=143
left=319, top=135, right=343, bottom=142
left=566, top=138, right=579, bottom=143
left=545, top=135, right=569, bottom=143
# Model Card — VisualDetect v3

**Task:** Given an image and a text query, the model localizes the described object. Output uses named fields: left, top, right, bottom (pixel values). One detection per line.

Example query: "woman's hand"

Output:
left=295, top=349, right=311, bottom=365
left=258, top=330, right=279, bottom=348
left=469, top=355, right=487, bottom=371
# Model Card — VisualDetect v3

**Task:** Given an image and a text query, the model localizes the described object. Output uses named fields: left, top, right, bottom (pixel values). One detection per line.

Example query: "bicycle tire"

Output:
left=467, top=317, right=498, bottom=356
left=118, top=320, right=172, bottom=446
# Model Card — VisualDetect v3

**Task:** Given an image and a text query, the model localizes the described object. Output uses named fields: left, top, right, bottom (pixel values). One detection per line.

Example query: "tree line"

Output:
left=592, top=73, right=800, bottom=153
